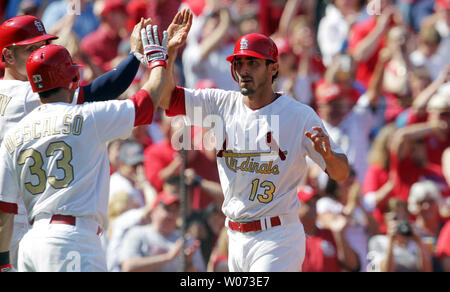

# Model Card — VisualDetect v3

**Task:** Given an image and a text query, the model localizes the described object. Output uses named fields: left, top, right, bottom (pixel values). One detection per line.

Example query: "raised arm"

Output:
left=80, top=19, right=149, bottom=103
left=159, top=9, right=193, bottom=110
left=126, top=23, right=169, bottom=127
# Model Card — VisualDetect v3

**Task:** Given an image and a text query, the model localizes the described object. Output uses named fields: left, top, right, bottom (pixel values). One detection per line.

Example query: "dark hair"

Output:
left=265, top=60, right=278, bottom=83
left=38, top=87, right=64, bottom=99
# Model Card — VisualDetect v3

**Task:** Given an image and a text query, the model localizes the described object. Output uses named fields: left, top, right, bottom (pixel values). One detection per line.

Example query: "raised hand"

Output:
left=141, top=23, right=169, bottom=69
left=305, top=126, right=333, bottom=159
left=130, top=18, right=152, bottom=55
left=167, top=9, right=193, bottom=52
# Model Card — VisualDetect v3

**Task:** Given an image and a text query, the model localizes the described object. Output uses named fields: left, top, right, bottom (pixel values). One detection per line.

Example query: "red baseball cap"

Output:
left=101, top=0, right=127, bottom=16
left=0, top=15, right=58, bottom=54
left=274, top=37, right=292, bottom=55
left=436, top=0, right=450, bottom=9
left=153, top=191, right=180, bottom=208
left=315, top=80, right=344, bottom=104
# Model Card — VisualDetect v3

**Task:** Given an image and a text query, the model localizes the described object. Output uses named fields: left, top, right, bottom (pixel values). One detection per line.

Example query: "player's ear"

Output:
left=2, top=48, right=15, bottom=66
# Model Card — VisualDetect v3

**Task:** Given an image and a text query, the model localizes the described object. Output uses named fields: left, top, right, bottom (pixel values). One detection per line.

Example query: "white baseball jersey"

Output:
left=0, top=80, right=80, bottom=143
left=181, top=88, right=343, bottom=221
left=0, top=99, right=135, bottom=229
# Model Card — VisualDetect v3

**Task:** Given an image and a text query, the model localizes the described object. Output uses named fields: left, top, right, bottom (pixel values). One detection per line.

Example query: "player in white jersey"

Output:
left=0, top=15, right=145, bottom=270
left=159, top=10, right=350, bottom=272
left=0, top=12, right=181, bottom=271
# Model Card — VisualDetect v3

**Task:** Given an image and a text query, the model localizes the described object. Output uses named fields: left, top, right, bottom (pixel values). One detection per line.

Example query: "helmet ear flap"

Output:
left=230, top=60, right=238, bottom=82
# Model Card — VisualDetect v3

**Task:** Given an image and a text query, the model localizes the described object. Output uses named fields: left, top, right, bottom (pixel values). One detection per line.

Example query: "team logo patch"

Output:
left=240, top=39, right=248, bottom=50
left=33, top=74, right=43, bottom=83
left=34, top=20, right=44, bottom=32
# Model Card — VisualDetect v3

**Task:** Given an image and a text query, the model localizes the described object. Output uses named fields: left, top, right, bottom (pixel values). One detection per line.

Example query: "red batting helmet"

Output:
left=226, top=33, right=278, bottom=81
left=0, top=15, right=58, bottom=57
left=27, top=45, right=81, bottom=93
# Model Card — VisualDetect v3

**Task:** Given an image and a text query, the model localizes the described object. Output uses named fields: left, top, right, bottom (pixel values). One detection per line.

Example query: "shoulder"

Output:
left=124, top=225, right=149, bottom=241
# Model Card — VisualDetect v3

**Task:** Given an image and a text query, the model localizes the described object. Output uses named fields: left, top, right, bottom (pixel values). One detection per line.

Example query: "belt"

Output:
left=35, top=214, right=102, bottom=236
left=228, top=216, right=281, bottom=233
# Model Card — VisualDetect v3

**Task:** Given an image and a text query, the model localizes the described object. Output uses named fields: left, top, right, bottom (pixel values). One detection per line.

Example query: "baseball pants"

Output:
left=227, top=214, right=306, bottom=272
left=18, top=214, right=106, bottom=272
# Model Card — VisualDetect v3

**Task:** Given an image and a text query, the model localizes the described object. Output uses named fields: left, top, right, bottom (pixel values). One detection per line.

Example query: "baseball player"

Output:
left=0, top=16, right=175, bottom=271
left=160, top=9, right=350, bottom=272
left=0, top=15, right=145, bottom=270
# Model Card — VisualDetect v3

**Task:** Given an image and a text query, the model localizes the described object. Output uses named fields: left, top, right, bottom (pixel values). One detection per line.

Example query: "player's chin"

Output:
left=240, top=86, right=255, bottom=96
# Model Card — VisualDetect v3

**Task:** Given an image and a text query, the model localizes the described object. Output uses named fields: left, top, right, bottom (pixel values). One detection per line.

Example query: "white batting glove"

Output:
left=141, top=24, right=169, bottom=70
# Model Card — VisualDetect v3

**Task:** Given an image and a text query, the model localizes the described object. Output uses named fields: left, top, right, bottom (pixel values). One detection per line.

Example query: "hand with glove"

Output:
left=141, top=24, right=169, bottom=70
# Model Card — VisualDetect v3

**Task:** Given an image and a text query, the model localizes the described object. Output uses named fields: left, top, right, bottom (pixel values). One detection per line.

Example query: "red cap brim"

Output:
left=14, top=34, right=58, bottom=46
left=226, top=50, right=276, bottom=63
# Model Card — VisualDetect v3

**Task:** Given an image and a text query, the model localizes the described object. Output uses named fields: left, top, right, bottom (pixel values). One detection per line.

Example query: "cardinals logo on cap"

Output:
left=34, top=20, right=44, bottom=32
left=240, top=39, right=249, bottom=50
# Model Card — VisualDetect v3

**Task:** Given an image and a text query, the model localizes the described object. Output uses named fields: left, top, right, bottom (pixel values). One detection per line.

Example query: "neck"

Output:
left=417, top=216, right=439, bottom=236
left=40, top=89, right=73, bottom=104
left=3, top=68, right=27, bottom=81
left=243, top=87, right=277, bottom=110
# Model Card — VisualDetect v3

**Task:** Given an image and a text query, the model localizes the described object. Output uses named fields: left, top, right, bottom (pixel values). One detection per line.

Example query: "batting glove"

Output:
left=141, top=24, right=169, bottom=70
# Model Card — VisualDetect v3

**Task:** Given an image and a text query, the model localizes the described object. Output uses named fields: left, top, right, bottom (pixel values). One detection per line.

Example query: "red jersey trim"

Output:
left=76, top=87, right=85, bottom=104
left=165, top=86, right=186, bottom=116
left=130, top=89, right=154, bottom=126
left=0, top=201, right=18, bottom=215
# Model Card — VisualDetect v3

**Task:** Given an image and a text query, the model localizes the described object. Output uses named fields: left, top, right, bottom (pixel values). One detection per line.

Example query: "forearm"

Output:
left=200, top=9, right=230, bottom=60
left=324, top=152, right=350, bottom=182
left=158, top=48, right=177, bottom=110
left=332, top=230, right=360, bottom=271
left=352, top=26, right=384, bottom=62
left=82, top=53, right=141, bottom=102
left=381, top=238, right=396, bottom=272
left=0, top=212, right=14, bottom=253
left=199, top=179, right=224, bottom=204
left=121, top=254, right=172, bottom=272
left=416, top=241, right=433, bottom=272
left=141, top=66, right=166, bottom=110
left=443, top=148, right=450, bottom=187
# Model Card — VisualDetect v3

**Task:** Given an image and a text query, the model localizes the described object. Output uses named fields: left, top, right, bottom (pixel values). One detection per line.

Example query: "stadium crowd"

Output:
left=1, top=0, right=449, bottom=272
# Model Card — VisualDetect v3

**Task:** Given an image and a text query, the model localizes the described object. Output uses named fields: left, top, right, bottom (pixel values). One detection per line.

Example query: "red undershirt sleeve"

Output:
left=77, top=86, right=85, bottom=104
left=0, top=201, right=18, bottom=215
left=130, top=89, right=155, bottom=126
left=165, top=86, right=186, bottom=117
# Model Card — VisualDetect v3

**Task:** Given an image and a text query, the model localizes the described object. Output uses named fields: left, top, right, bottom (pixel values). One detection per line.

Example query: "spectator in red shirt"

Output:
left=147, top=0, right=182, bottom=32
left=348, top=1, right=401, bottom=88
left=436, top=219, right=450, bottom=272
left=363, top=123, right=397, bottom=233
left=298, top=188, right=360, bottom=272
left=126, top=0, right=148, bottom=33
left=388, top=118, right=448, bottom=204
left=81, top=0, right=128, bottom=72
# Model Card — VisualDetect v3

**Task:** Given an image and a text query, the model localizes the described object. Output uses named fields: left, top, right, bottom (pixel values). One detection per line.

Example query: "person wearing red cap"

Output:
left=81, top=0, right=128, bottom=72
left=159, top=9, right=350, bottom=272
left=0, top=17, right=175, bottom=271
left=297, top=187, right=360, bottom=272
left=0, top=15, right=148, bottom=271
left=315, top=76, right=385, bottom=185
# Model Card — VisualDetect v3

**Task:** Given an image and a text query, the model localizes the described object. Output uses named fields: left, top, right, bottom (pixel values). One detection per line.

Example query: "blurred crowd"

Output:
left=1, top=0, right=449, bottom=272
